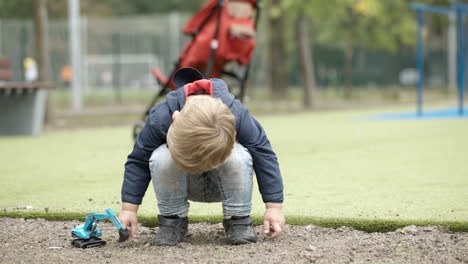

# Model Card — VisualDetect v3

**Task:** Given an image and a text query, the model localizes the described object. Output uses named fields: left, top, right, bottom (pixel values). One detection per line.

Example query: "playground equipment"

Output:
left=71, top=208, right=129, bottom=248
left=133, top=0, right=261, bottom=139
left=410, top=3, right=468, bottom=116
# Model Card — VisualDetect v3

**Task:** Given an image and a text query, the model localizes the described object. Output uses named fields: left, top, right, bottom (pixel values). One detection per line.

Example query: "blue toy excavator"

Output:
left=71, top=208, right=129, bottom=248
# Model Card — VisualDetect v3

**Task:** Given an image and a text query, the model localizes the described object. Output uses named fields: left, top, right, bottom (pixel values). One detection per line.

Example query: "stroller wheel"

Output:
left=132, top=121, right=145, bottom=140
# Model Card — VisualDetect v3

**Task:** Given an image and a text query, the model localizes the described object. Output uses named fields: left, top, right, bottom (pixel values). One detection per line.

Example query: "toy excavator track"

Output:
left=72, top=237, right=107, bottom=249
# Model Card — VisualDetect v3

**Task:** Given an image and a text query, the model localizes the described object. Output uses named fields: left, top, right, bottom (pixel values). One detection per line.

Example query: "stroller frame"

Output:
left=133, top=0, right=261, bottom=139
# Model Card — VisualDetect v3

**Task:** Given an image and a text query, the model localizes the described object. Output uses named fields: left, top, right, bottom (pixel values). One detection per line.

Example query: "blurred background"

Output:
left=1, top=0, right=467, bottom=227
left=0, top=0, right=464, bottom=130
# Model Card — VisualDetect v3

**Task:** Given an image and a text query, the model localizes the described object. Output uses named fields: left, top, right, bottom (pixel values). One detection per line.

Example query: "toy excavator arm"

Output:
left=104, top=209, right=129, bottom=242
left=72, top=209, right=129, bottom=242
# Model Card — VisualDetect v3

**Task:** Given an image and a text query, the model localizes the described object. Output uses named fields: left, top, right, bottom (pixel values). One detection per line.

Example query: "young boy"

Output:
left=118, top=67, right=284, bottom=246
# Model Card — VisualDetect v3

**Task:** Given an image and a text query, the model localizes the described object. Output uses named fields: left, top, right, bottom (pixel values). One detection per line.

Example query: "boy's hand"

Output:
left=118, top=202, right=139, bottom=238
left=263, top=202, right=285, bottom=238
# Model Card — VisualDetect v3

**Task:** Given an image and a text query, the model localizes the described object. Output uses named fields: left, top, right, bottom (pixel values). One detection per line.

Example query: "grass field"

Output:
left=1, top=106, right=467, bottom=231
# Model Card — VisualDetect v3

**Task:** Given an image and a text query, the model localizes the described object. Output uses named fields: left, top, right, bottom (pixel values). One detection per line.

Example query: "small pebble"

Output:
left=401, top=225, right=418, bottom=234
left=306, top=245, right=317, bottom=251
left=422, top=227, right=433, bottom=232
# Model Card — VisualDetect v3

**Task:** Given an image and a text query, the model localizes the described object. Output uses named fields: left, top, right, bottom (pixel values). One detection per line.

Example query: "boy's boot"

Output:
left=223, top=216, right=257, bottom=245
left=153, top=215, right=188, bottom=246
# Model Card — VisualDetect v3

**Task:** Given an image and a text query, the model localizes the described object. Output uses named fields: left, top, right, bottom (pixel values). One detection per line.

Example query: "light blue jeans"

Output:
left=149, top=143, right=253, bottom=219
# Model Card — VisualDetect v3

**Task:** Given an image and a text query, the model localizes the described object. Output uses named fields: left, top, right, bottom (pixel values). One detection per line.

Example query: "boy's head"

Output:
left=167, top=95, right=236, bottom=174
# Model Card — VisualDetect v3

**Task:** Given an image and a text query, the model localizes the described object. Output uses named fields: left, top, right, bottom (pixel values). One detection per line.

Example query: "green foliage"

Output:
left=279, top=0, right=463, bottom=53
left=0, top=0, right=206, bottom=19
left=81, top=0, right=206, bottom=17
left=282, top=0, right=334, bottom=20
left=0, top=0, right=33, bottom=18
left=297, top=0, right=417, bottom=52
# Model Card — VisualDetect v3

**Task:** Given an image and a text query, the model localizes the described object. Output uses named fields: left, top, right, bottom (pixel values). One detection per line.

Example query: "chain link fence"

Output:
left=0, top=13, right=450, bottom=97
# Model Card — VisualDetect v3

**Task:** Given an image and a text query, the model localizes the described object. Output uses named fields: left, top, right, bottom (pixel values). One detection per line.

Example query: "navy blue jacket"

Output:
left=122, top=78, right=284, bottom=204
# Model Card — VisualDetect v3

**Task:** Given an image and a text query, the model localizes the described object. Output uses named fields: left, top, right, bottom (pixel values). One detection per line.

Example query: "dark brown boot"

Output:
left=153, top=215, right=188, bottom=246
left=223, top=216, right=257, bottom=245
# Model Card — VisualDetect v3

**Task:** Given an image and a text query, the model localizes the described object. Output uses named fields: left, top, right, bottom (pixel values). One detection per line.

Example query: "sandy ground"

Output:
left=0, top=218, right=467, bottom=264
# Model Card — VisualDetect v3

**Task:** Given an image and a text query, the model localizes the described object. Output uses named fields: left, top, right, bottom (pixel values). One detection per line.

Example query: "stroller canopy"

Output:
left=179, top=0, right=258, bottom=77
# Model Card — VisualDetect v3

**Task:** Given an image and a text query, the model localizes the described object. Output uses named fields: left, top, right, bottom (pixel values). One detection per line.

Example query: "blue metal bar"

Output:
left=412, top=2, right=466, bottom=115
left=416, top=10, right=425, bottom=116
left=452, top=3, right=468, bottom=13
left=410, top=3, right=453, bottom=14
left=462, top=8, right=467, bottom=116
left=411, top=2, right=468, bottom=16
left=456, top=8, right=465, bottom=116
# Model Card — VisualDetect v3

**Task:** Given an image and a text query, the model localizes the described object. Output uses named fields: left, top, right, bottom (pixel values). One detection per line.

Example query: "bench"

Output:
left=0, top=56, right=52, bottom=136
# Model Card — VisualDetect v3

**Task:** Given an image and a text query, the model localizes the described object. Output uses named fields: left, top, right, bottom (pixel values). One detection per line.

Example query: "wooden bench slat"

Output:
left=0, top=56, right=11, bottom=68
left=0, top=69, right=14, bottom=81
left=0, top=82, right=53, bottom=90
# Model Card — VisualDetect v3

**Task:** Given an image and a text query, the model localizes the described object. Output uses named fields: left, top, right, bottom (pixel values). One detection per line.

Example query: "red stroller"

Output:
left=133, top=0, right=261, bottom=139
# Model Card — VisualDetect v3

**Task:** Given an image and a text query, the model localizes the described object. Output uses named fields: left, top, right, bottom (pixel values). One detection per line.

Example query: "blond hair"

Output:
left=167, top=95, right=236, bottom=174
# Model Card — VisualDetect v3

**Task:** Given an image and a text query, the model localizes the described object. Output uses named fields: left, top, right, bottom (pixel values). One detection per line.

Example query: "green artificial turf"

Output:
left=1, top=107, right=467, bottom=232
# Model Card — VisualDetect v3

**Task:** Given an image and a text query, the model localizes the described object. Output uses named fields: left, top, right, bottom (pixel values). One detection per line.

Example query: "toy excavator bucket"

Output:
left=118, top=228, right=130, bottom=242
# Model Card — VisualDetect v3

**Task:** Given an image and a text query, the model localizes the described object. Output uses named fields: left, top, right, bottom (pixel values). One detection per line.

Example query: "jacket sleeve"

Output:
left=121, top=105, right=166, bottom=205
left=236, top=107, right=284, bottom=203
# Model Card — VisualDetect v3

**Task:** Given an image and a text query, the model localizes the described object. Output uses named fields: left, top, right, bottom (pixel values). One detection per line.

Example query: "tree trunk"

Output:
left=343, top=7, right=356, bottom=99
left=33, top=0, right=53, bottom=123
left=267, top=0, right=287, bottom=100
left=296, top=10, right=315, bottom=108
left=343, top=44, right=354, bottom=98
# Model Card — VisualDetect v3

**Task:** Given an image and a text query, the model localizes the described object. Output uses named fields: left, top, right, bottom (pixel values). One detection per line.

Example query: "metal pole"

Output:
left=206, top=0, right=224, bottom=77
left=448, top=13, right=457, bottom=91
left=112, top=33, right=122, bottom=104
left=456, top=8, right=465, bottom=116
left=169, top=13, right=180, bottom=62
left=0, top=20, right=3, bottom=55
left=416, top=10, right=425, bottom=116
left=239, top=0, right=261, bottom=102
left=68, top=0, right=83, bottom=112
left=20, top=25, right=27, bottom=82
left=82, top=15, right=88, bottom=95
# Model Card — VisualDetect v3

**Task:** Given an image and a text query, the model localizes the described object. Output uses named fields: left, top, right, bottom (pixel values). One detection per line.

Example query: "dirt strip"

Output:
left=0, top=218, right=467, bottom=264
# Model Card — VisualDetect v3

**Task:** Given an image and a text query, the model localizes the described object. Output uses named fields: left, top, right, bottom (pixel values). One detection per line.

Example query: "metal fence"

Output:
left=0, top=14, right=451, bottom=95
left=0, top=15, right=166, bottom=89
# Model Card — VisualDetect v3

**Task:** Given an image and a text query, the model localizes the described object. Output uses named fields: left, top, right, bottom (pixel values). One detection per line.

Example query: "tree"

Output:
left=315, top=0, right=417, bottom=97
left=295, top=10, right=315, bottom=108
left=33, top=0, right=53, bottom=123
left=283, top=0, right=335, bottom=107
left=266, top=0, right=288, bottom=100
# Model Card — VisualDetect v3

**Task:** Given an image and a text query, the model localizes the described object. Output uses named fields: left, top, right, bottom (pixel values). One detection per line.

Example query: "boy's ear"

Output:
left=173, top=67, right=206, bottom=88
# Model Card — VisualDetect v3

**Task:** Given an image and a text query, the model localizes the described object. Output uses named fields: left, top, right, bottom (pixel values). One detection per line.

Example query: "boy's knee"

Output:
left=149, top=144, right=174, bottom=173
left=223, top=144, right=253, bottom=171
